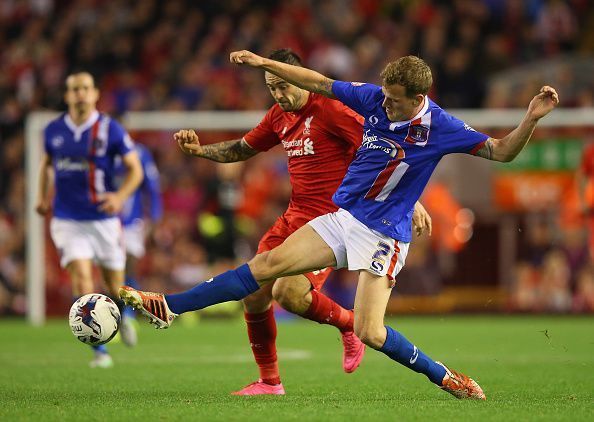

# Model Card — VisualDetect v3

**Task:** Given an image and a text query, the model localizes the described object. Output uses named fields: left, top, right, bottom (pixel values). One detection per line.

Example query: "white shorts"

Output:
left=50, top=217, right=126, bottom=271
left=308, top=208, right=409, bottom=284
left=123, top=219, right=146, bottom=258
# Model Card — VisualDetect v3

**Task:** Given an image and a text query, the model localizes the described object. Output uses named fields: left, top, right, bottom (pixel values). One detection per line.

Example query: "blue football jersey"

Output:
left=115, top=144, right=163, bottom=226
left=44, top=111, right=135, bottom=220
left=332, top=81, right=489, bottom=242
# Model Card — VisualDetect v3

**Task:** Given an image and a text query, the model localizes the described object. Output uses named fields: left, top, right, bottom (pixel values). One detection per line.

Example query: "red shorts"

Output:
left=257, top=214, right=333, bottom=290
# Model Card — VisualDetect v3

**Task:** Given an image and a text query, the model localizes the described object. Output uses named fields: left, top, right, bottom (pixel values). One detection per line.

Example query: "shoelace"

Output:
left=449, top=370, right=469, bottom=387
left=343, top=334, right=359, bottom=352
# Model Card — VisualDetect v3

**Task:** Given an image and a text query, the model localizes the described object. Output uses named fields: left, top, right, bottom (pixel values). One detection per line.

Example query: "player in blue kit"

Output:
left=121, top=52, right=558, bottom=398
left=115, top=143, right=163, bottom=347
left=36, top=71, right=143, bottom=367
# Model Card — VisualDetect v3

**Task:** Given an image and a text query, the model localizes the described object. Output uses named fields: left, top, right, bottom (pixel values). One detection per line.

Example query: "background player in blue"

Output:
left=36, top=71, right=143, bottom=368
left=121, top=52, right=559, bottom=399
left=115, top=143, right=163, bottom=346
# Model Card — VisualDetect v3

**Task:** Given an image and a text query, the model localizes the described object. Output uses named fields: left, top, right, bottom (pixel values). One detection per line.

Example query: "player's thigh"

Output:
left=123, top=221, right=146, bottom=260
left=100, top=267, right=125, bottom=297
left=50, top=218, right=94, bottom=269
left=353, top=270, right=393, bottom=348
left=242, top=282, right=274, bottom=313
left=90, top=218, right=126, bottom=273
left=66, top=259, right=94, bottom=296
left=249, top=224, right=336, bottom=281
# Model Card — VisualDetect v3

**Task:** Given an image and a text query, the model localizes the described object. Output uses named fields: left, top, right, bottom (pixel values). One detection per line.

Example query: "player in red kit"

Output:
left=173, top=49, right=431, bottom=395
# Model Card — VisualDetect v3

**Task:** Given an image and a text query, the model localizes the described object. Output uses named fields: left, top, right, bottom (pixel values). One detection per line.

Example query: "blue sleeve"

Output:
left=437, top=111, right=489, bottom=155
left=140, top=147, right=163, bottom=222
left=331, top=81, right=381, bottom=117
left=109, top=119, right=135, bottom=157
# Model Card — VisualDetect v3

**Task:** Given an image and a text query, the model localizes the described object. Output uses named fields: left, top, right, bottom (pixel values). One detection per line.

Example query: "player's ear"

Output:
left=413, top=94, right=424, bottom=106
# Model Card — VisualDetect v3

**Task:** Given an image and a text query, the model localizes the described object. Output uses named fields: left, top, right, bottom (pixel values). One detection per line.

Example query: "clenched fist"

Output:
left=229, top=50, right=266, bottom=67
left=174, top=129, right=203, bottom=157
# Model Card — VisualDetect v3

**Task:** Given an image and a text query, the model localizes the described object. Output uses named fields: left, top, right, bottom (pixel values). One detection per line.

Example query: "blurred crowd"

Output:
left=510, top=211, right=594, bottom=313
left=2, top=0, right=594, bottom=315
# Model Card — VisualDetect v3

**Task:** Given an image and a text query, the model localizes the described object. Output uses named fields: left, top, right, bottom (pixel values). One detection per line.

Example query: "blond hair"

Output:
left=380, top=56, right=432, bottom=98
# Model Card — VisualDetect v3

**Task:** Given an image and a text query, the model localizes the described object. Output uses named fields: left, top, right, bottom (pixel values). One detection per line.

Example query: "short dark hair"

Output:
left=65, top=70, right=97, bottom=90
left=268, top=49, right=303, bottom=67
left=380, top=56, right=432, bottom=97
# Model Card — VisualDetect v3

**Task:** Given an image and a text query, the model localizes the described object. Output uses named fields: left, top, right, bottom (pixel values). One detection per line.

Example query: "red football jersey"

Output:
left=244, top=93, right=363, bottom=220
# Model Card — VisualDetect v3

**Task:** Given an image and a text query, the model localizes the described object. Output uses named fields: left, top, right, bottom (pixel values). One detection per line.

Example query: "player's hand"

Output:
left=35, top=199, right=51, bottom=216
left=98, top=192, right=125, bottom=215
left=412, top=201, right=432, bottom=237
left=174, top=129, right=203, bottom=157
left=230, top=50, right=266, bottom=68
left=527, top=86, right=559, bottom=121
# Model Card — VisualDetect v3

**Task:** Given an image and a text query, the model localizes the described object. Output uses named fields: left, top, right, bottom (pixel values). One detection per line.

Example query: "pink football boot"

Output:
left=341, top=331, right=366, bottom=373
left=231, top=379, right=286, bottom=396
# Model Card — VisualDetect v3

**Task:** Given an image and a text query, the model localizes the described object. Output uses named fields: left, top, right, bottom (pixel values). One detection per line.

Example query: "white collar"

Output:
left=64, top=110, right=100, bottom=141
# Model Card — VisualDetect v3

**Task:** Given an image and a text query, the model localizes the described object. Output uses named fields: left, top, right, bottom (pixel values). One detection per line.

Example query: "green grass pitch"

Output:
left=1, top=315, right=593, bottom=421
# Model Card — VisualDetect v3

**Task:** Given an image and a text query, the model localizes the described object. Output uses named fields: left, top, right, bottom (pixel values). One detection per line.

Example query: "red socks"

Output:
left=244, top=291, right=353, bottom=386
left=303, top=290, right=354, bottom=333
left=244, top=307, right=281, bottom=385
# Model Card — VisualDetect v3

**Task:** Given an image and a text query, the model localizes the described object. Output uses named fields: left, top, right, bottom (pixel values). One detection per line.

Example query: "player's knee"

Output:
left=69, top=272, right=92, bottom=293
left=72, top=279, right=93, bottom=297
left=354, top=323, right=385, bottom=349
left=272, top=280, right=307, bottom=312
left=242, top=289, right=273, bottom=313
left=248, top=250, right=287, bottom=281
left=68, top=267, right=88, bottom=284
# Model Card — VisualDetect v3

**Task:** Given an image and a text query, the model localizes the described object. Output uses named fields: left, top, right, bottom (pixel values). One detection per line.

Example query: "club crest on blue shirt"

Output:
left=405, top=124, right=429, bottom=145
left=403, top=111, right=432, bottom=146
left=52, top=136, right=64, bottom=148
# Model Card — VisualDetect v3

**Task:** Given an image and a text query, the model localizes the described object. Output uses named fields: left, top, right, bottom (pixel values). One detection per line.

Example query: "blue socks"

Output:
left=92, top=344, right=108, bottom=354
left=125, top=276, right=141, bottom=290
left=165, top=264, right=260, bottom=314
left=379, top=325, right=446, bottom=385
left=123, top=277, right=140, bottom=319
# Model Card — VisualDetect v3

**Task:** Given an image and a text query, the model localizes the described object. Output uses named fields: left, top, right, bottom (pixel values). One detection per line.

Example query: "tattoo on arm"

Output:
left=317, top=77, right=336, bottom=97
left=475, top=139, right=494, bottom=160
left=200, top=139, right=258, bottom=163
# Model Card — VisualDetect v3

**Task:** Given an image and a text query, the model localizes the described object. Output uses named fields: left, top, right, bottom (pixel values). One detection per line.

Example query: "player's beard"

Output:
left=277, top=100, right=294, bottom=111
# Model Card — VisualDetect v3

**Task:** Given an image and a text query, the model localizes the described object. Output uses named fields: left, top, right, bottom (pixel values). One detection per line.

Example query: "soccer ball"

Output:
left=69, top=294, right=121, bottom=346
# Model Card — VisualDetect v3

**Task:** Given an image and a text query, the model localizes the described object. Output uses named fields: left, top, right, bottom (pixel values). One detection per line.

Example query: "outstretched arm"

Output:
left=475, top=86, right=559, bottom=162
left=174, top=129, right=258, bottom=163
left=230, top=50, right=336, bottom=99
